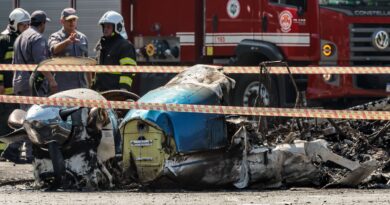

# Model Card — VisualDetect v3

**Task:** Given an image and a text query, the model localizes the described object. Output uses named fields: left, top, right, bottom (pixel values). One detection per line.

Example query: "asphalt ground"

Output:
left=0, top=161, right=34, bottom=185
left=0, top=161, right=389, bottom=205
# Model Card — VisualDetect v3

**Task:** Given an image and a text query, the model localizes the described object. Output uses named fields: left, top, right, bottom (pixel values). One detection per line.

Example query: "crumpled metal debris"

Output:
left=265, top=97, right=390, bottom=188
left=166, top=64, right=235, bottom=99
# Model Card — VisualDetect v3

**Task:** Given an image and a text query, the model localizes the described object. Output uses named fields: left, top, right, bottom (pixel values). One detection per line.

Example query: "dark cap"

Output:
left=61, top=8, right=78, bottom=20
left=31, top=10, right=51, bottom=24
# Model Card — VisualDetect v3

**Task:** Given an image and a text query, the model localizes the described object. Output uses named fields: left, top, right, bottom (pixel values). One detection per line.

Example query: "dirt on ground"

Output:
left=0, top=162, right=389, bottom=205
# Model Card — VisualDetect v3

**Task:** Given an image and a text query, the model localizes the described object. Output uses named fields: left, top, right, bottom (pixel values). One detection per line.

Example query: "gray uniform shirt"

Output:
left=48, top=29, right=88, bottom=92
left=12, top=26, right=50, bottom=95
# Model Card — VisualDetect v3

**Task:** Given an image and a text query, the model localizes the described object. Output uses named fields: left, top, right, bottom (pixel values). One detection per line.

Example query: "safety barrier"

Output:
left=0, top=64, right=389, bottom=120
left=0, top=95, right=388, bottom=120
left=1, top=64, right=390, bottom=74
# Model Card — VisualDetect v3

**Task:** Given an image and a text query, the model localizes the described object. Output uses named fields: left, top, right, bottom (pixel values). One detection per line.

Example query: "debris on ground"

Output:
left=264, top=97, right=390, bottom=189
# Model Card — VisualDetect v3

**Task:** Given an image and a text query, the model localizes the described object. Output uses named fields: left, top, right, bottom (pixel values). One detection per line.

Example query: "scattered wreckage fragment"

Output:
left=266, top=97, right=390, bottom=188
left=350, top=97, right=390, bottom=111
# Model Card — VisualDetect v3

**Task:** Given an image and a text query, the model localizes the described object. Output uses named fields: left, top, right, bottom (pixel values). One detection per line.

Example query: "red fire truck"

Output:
left=121, top=0, right=390, bottom=107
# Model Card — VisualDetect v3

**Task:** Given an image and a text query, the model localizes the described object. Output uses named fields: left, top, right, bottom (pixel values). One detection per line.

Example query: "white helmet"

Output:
left=9, top=8, right=31, bottom=31
left=98, top=11, right=127, bottom=39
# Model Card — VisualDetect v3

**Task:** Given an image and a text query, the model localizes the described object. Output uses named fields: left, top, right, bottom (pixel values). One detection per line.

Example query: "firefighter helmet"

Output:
left=9, top=8, right=31, bottom=32
left=98, top=11, right=127, bottom=39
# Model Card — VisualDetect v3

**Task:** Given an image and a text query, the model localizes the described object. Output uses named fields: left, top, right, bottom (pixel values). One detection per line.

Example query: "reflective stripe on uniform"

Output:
left=0, top=142, right=6, bottom=151
left=119, top=76, right=133, bottom=87
left=4, top=51, right=13, bottom=60
left=0, top=74, right=3, bottom=81
left=119, top=57, right=137, bottom=66
left=5, top=87, right=13, bottom=95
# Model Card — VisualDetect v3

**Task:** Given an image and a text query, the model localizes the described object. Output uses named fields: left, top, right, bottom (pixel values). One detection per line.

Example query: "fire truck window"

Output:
left=319, top=0, right=390, bottom=7
left=269, top=0, right=300, bottom=7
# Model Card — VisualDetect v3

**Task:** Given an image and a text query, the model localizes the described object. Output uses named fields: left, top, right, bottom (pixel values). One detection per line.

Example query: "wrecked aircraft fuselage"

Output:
left=1, top=89, right=122, bottom=190
left=120, top=65, right=375, bottom=188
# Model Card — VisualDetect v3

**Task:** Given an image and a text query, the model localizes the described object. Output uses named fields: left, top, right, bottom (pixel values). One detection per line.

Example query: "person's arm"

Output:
left=0, top=38, right=6, bottom=94
left=0, top=36, right=6, bottom=64
left=41, top=71, right=58, bottom=94
left=48, top=33, right=62, bottom=56
left=82, top=35, right=93, bottom=87
left=83, top=34, right=89, bottom=57
left=49, top=32, right=79, bottom=55
left=91, top=40, right=102, bottom=88
left=51, top=39, right=72, bottom=55
left=0, top=75, right=5, bottom=94
left=33, top=38, right=58, bottom=93
left=118, top=42, right=137, bottom=91
left=118, top=42, right=137, bottom=66
left=86, top=72, right=93, bottom=88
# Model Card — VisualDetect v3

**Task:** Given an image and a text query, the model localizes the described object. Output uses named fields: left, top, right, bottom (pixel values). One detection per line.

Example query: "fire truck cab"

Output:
left=124, top=0, right=390, bottom=107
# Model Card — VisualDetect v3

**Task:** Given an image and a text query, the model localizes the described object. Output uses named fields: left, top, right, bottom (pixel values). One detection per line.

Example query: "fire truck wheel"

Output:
left=233, top=75, right=279, bottom=108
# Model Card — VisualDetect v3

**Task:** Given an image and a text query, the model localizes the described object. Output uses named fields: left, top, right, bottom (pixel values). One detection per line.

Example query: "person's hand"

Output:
left=67, top=32, right=80, bottom=44
left=49, top=79, right=58, bottom=94
left=0, top=85, right=4, bottom=94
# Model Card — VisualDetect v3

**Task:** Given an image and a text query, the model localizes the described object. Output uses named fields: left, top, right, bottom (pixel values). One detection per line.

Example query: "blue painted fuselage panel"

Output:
left=123, top=84, right=227, bottom=153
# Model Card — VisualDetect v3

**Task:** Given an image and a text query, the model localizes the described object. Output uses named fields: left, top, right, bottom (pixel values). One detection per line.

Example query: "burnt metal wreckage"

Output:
left=0, top=58, right=388, bottom=190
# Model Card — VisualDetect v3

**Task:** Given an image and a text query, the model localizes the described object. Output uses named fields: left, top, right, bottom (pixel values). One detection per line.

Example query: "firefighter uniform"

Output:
left=0, top=7, right=31, bottom=163
left=0, top=28, right=17, bottom=95
left=93, top=33, right=137, bottom=92
left=0, top=28, right=19, bottom=138
left=0, top=28, right=19, bottom=160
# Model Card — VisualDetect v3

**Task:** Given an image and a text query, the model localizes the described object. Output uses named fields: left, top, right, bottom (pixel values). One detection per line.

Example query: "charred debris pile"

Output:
left=250, top=97, right=390, bottom=188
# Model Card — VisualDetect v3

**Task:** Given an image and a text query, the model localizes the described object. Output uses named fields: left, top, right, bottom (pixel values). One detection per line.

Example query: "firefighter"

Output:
left=0, top=8, right=30, bottom=163
left=93, top=11, right=137, bottom=92
left=48, top=8, right=92, bottom=91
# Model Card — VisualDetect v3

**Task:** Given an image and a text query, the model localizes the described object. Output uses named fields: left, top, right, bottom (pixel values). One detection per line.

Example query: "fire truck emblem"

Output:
left=372, top=30, right=389, bottom=50
left=145, top=43, right=156, bottom=57
left=279, top=10, right=293, bottom=33
left=227, top=0, right=240, bottom=19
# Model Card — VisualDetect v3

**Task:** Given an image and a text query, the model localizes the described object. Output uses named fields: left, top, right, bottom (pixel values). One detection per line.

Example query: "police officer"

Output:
left=9, top=10, right=56, bottom=163
left=93, top=11, right=137, bottom=92
left=0, top=8, right=30, bottom=163
left=13, top=10, right=57, bottom=99
left=48, top=8, right=92, bottom=92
